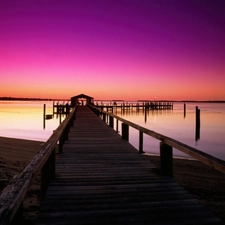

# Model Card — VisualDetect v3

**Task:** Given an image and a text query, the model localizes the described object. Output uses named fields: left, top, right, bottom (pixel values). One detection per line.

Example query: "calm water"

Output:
left=0, top=101, right=65, bottom=141
left=0, top=101, right=225, bottom=160
left=111, top=102, right=225, bottom=160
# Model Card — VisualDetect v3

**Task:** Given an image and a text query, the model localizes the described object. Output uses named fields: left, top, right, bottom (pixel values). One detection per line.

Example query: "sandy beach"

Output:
left=147, top=155, right=225, bottom=222
left=0, top=136, right=43, bottom=224
left=0, top=136, right=225, bottom=224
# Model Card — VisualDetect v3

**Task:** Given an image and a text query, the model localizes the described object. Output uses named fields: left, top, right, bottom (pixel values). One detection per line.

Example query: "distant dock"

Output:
left=1, top=102, right=225, bottom=224
left=52, top=101, right=173, bottom=115
left=53, top=102, right=71, bottom=114
left=97, top=101, right=173, bottom=112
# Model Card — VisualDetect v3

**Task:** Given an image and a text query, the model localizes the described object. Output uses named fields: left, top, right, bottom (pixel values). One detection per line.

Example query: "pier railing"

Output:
left=95, top=101, right=173, bottom=111
left=1, top=104, right=225, bottom=224
left=0, top=106, right=77, bottom=225
left=88, top=104, right=225, bottom=176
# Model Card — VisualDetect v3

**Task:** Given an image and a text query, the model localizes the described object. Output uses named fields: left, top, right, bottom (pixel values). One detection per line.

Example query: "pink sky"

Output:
left=1, top=0, right=225, bottom=101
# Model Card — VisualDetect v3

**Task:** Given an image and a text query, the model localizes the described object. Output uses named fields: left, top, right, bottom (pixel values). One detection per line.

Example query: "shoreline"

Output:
left=0, top=136, right=43, bottom=224
left=1, top=98, right=225, bottom=103
left=0, top=136, right=225, bottom=223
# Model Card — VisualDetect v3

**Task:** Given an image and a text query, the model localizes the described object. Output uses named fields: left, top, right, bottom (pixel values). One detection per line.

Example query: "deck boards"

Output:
left=36, top=106, right=224, bottom=225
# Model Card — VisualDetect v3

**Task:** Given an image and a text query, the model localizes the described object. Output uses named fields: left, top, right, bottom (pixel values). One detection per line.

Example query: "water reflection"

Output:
left=113, top=102, right=225, bottom=160
left=0, top=101, right=65, bottom=141
left=1, top=101, right=225, bottom=160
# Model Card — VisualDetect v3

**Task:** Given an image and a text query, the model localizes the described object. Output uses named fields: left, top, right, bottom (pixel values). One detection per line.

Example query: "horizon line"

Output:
left=1, top=97, right=225, bottom=103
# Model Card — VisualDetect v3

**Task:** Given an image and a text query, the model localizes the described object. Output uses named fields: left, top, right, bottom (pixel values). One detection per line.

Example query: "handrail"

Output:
left=88, top=104, right=225, bottom=175
left=0, top=106, right=77, bottom=225
left=1, top=103, right=225, bottom=224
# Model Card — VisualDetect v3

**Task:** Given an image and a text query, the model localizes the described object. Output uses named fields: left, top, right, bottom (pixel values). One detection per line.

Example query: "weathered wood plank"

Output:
left=36, top=106, right=224, bottom=225
left=0, top=107, right=77, bottom=225
left=89, top=104, right=225, bottom=174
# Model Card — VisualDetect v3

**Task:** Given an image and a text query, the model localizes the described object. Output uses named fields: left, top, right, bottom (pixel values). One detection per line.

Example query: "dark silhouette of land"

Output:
left=1, top=97, right=225, bottom=103
left=0, top=97, right=53, bottom=101
left=0, top=97, right=69, bottom=101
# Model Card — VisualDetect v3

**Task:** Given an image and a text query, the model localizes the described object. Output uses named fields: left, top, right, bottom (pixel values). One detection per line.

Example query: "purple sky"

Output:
left=1, top=0, right=225, bottom=100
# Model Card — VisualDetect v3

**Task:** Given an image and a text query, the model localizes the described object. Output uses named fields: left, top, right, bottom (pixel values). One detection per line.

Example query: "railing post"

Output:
left=70, top=112, right=76, bottom=127
left=160, top=142, right=173, bottom=177
left=122, top=123, right=129, bottom=141
left=11, top=203, right=23, bottom=225
left=116, top=119, right=118, bottom=132
left=40, top=148, right=56, bottom=200
left=65, top=123, right=69, bottom=141
left=73, top=107, right=77, bottom=121
left=70, top=117, right=74, bottom=127
left=103, top=113, right=106, bottom=122
left=109, top=115, right=114, bottom=128
left=59, top=135, right=64, bottom=153
left=139, top=131, right=144, bottom=153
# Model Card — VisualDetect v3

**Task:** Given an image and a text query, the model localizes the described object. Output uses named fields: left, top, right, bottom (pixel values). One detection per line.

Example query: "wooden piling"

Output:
left=43, top=104, right=46, bottom=129
left=102, top=112, right=106, bottom=122
left=121, top=123, right=129, bottom=141
left=41, top=149, right=56, bottom=200
left=196, top=106, right=200, bottom=126
left=139, top=131, right=144, bottom=153
left=144, top=106, right=147, bottom=122
left=195, top=106, right=200, bottom=141
left=109, top=115, right=114, bottom=128
left=184, top=103, right=186, bottom=118
left=59, top=112, right=62, bottom=124
left=160, top=142, right=173, bottom=177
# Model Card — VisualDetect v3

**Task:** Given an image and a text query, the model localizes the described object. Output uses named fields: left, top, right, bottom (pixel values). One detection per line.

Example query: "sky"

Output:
left=1, top=0, right=225, bottom=101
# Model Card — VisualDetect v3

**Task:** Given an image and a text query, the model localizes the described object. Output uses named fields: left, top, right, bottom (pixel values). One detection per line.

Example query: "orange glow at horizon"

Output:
left=1, top=81, right=224, bottom=101
left=1, top=1, right=225, bottom=101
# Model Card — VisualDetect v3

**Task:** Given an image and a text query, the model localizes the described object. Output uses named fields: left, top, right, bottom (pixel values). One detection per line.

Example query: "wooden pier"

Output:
left=97, top=101, right=173, bottom=112
left=52, top=101, right=173, bottom=116
left=35, top=106, right=223, bottom=225
left=53, top=102, right=71, bottom=115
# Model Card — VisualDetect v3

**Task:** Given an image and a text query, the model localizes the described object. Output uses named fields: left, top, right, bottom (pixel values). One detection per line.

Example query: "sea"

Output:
left=0, top=100, right=67, bottom=142
left=0, top=100, right=225, bottom=161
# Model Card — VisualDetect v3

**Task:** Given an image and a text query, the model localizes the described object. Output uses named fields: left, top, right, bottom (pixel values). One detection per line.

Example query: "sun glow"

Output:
left=1, top=1, right=225, bottom=101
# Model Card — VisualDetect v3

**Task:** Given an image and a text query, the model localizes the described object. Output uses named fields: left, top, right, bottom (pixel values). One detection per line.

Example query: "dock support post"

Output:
left=139, top=131, right=144, bottom=153
left=144, top=107, right=147, bottom=122
left=103, top=113, right=106, bottom=123
left=184, top=103, right=186, bottom=118
left=195, top=106, right=200, bottom=141
left=160, top=142, right=173, bottom=177
left=59, top=112, right=62, bottom=124
left=73, top=108, right=77, bottom=121
left=109, top=115, right=114, bottom=128
left=43, top=104, right=46, bottom=129
left=70, top=116, right=74, bottom=127
left=59, top=135, right=64, bottom=153
left=11, top=203, right=23, bottom=225
left=116, top=119, right=118, bottom=132
left=64, top=123, right=69, bottom=141
left=122, top=123, right=129, bottom=141
left=40, top=148, right=55, bottom=200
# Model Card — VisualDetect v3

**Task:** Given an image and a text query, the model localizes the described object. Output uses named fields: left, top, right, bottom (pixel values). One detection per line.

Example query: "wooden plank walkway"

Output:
left=36, top=106, right=224, bottom=225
